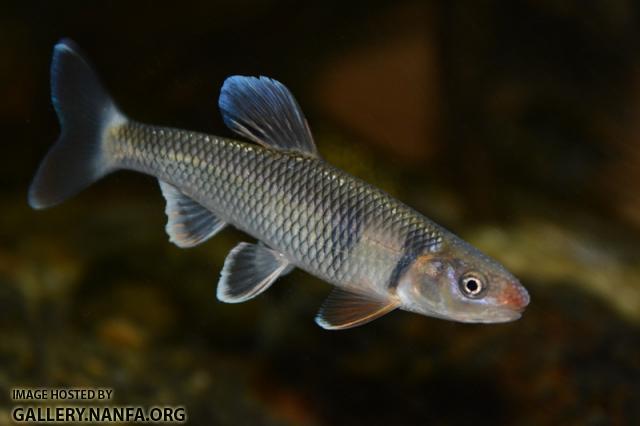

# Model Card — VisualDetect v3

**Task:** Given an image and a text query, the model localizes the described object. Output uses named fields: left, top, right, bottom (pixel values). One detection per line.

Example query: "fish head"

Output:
left=396, top=239, right=529, bottom=323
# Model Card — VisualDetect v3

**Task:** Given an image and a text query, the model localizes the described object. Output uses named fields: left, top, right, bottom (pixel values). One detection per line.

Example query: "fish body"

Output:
left=110, top=122, right=437, bottom=299
left=29, top=40, right=529, bottom=329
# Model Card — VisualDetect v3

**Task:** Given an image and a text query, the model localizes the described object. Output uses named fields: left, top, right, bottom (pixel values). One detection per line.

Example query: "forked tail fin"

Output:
left=28, top=39, right=125, bottom=209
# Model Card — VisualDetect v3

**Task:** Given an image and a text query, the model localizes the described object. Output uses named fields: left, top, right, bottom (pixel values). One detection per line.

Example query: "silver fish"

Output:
left=29, top=39, right=529, bottom=330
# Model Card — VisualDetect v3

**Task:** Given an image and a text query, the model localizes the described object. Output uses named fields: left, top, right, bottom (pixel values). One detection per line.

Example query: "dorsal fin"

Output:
left=315, top=288, right=399, bottom=330
left=218, top=75, right=319, bottom=157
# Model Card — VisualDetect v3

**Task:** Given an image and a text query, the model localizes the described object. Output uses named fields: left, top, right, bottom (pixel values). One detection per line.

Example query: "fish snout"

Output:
left=501, top=282, right=530, bottom=312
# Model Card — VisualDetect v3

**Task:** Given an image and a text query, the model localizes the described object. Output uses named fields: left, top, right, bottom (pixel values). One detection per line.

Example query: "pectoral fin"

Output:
left=315, top=288, right=399, bottom=330
left=217, top=242, right=293, bottom=303
left=159, top=180, right=226, bottom=248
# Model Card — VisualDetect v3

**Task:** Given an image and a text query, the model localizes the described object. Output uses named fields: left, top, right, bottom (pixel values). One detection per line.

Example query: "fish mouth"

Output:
left=500, top=282, right=530, bottom=312
left=491, top=308, right=523, bottom=323
left=460, top=288, right=530, bottom=324
left=446, top=305, right=524, bottom=324
left=411, top=306, right=525, bottom=324
left=461, top=308, right=523, bottom=323
left=491, top=294, right=529, bottom=323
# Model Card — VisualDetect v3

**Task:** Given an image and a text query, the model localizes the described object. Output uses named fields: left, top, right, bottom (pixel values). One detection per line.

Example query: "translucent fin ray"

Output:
left=159, top=181, right=226, bottom=248
left=315, top=288, right=399, bottom=330
left=218, top=76, right=319, bottom=157
left=29, top=39, right=125, bottom=209
left=217, top=242, right=292, bottom=303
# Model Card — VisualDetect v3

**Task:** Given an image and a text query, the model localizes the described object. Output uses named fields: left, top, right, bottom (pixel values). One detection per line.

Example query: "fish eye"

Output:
left=459, top=273, right=485, bottom=298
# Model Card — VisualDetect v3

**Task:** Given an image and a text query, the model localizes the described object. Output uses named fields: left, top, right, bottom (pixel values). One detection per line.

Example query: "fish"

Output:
left=29, top=39, right=530, bottom=330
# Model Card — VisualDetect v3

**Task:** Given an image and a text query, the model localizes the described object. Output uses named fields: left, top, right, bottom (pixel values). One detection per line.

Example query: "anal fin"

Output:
left=315, top=288, right=399, bottom=330
left=159, top=180, right=226, bottom=248
left=217, top=242, right=293, bottom=303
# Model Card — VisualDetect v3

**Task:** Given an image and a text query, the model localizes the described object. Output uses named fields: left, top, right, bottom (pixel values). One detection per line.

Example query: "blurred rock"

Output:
left=97, top=317, right=147, bottom=350
left=252, top=377, right=320, bottom=426
left=600, top=65, right=640, bottom=231
left=106, top=283, right=177, bottom=339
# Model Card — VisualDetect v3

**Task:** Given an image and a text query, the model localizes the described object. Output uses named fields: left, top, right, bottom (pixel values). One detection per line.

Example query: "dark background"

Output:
left=1, top=1, right=639, bottom=424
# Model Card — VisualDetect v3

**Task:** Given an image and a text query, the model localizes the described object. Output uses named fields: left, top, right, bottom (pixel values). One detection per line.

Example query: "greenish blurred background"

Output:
left=1, top=1, right=640, bottom=424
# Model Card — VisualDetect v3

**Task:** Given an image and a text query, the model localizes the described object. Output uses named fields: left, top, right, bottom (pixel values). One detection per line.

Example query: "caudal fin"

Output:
left=28, top=39, right=125, bottom=209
